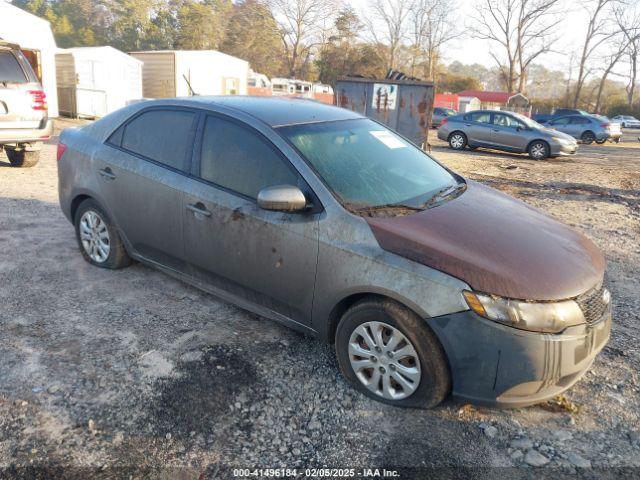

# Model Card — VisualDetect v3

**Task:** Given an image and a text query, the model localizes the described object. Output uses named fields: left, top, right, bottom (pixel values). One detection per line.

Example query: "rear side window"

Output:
left=199, top=116, right=299, bottom=199
left=119, top=110, right=196, bottom=171
left=570, top=116, right=590, bottom=125
left=0, top=51, right=27, bottom=83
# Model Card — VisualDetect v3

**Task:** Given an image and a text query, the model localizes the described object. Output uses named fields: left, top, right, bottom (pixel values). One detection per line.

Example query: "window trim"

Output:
left=191, top=111, right=322, bottom=211
left=105, top=106, right=200, bottom=175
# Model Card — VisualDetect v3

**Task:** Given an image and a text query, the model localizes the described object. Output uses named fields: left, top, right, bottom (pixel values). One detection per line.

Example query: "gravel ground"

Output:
left=0, top=118, right=639, bottom=479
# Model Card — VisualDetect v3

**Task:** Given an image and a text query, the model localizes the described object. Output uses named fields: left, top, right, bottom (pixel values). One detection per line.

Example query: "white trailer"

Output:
left=130, top=50, right=249, bottom=98
left=0, top=2, right=59, bottom=116
left=56, top=47, right=143, bottom=118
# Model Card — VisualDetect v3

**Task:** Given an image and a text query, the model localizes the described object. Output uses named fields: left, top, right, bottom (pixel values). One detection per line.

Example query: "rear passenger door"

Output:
left=465, top=111, right=494, bottom=145
left=182, top=114, right=320, bottom=327
left=98, top=108, right=197, bottom=270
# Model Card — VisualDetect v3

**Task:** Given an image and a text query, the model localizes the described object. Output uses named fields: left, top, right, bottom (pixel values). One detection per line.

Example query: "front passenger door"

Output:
left=182, top=114, right=320, bottom=327
left=465, top=111, right=494, bottom=145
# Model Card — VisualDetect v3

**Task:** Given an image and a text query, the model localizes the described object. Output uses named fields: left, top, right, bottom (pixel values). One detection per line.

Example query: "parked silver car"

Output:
left=547, top=114, right=622, bottom=144
left=611, top=115, right=640, bottom=129
left=58, top=98, right=610, bottom=408
left=431, top=107, right=456, bottom=128
left=0, top=41, right=53, bottom=167
left=437, top=110, right=578, bottom=160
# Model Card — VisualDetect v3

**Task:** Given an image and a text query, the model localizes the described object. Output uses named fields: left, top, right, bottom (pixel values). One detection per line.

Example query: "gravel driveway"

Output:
left=1, top=119, right=639, bottom=478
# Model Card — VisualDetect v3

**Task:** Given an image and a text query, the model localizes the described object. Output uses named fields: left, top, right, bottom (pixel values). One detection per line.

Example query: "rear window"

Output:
left=118, top=109, right=196, bottom=171
left=0, top=51, right=27, bottom=83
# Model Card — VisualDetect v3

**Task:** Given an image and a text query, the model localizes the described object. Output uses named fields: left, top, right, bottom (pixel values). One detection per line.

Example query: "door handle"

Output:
left=492, top=128, right=500, bottom=132
left=465, top=123, right=472, bottom=127
left=99, top=167, right=116, bottom=180
left=187, top=202, right=212, bottom=217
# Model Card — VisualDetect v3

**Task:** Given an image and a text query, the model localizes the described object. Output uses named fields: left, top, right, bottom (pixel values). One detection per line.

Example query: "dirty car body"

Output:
left=58, top=97, right=611, bottom=408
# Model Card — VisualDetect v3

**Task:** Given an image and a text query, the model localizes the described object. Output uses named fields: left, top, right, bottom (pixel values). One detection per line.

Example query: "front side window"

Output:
left=279, top=119, right=459, bottom=209
left=0, top=51, right=27, bottom=83
left=469, top=112, right=492, bottom=124
left=200, top=116, right=299, bottom=199
left=493, top=114, right=522, bottom=128
left=120, top=110, right=196, bottom=170
left=550, top=117, right=570, bottom=126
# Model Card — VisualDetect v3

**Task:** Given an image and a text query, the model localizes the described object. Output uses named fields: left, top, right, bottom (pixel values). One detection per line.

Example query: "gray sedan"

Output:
left=57, top=97, right=610, bottom=408
left=547, top=114, right=622, bottom=144
left=437, top=110, right=577, bottom=160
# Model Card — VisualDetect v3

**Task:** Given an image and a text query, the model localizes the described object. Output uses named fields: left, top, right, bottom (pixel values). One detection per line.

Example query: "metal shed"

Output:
left=335, top=77, right=435, bottom=147
left=56, top=47, right=143, bottom=118
left=0, top=2, right=59, bottom=116
left=130, top=50, right=249, bottom=99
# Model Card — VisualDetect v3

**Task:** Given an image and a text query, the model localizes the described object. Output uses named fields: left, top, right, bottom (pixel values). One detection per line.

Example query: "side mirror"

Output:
left=257, top=185, right=308, bottom=213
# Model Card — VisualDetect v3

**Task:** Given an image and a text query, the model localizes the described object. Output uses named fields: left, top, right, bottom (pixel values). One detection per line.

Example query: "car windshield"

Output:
left=279, top=118, right=461, bottom=211
left=511, top=112, right=543, bottom=129
left=443, top=108, right=456, bottom=116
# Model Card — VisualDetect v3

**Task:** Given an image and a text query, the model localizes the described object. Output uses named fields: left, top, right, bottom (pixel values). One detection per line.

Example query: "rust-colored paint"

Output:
left=339, top=89, right=350, bottom=109
left=366, top=181, right=606, bottom=301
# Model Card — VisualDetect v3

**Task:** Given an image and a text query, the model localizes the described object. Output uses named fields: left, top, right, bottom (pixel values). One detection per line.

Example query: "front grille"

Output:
left=575, top=285, right=610, bottom=325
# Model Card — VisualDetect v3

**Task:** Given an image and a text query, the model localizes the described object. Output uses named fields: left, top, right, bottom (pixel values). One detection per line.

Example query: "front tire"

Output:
left=74, top=199, right=132, bottom=269
left=336, top=298, right=451, bottom=408
left=596, top=139, right=606, bottom=144
left=448, top=132, right=467, bottom=150
left=528, top=140, right=549, bottom=160
left=5, top=149, right=39, bottom=168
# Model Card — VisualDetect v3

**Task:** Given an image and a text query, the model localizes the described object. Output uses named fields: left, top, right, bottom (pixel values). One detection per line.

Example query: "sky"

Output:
left=348, top=0, right=592, bottom=73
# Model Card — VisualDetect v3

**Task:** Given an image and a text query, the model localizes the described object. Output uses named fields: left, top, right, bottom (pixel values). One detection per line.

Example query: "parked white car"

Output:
left=612, top=115, right=640, bottom=129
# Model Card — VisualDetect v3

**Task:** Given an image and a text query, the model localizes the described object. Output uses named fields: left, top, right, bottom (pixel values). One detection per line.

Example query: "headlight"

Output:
left=462, top=290, right=585, bottom=333
left=552, top=136, right=572, bottom=144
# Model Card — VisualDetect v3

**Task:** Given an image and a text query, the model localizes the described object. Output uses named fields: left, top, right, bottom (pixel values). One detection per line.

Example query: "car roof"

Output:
left=185, top=96, right=362, bottom=127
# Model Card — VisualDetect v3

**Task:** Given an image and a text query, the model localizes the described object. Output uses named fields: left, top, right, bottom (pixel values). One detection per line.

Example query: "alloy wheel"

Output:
left=348, top=321, right=421, bottom=400
left=79, top=210, right=111, bottom=263
left=450, top=134, right=465, bottom=149
left=530, top=143, right=547, bottom=160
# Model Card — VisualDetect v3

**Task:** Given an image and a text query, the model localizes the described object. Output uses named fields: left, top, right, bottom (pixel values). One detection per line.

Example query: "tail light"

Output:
left=440, top=118, right=449, bottom=127
left=57, top=142, right=67, bottom=161
left=600, top=123, right=610, bottom=128
left=28, top=90, right=48, bottom=111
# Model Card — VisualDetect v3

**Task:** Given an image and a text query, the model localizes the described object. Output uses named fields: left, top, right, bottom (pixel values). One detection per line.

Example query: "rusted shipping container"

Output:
left=335, top=77, right=435, bottom=147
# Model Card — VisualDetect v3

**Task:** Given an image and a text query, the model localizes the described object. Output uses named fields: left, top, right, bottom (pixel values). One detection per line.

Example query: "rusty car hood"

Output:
left=366, top=180, right=605, bottom=301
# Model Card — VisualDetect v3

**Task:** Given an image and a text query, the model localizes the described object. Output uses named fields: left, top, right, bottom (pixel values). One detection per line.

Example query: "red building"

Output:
left=434, top=93, right=459, bottom=110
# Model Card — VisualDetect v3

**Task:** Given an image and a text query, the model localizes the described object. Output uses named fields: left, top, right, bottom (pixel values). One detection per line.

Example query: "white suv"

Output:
left=0, top=41, right=53, bottom=167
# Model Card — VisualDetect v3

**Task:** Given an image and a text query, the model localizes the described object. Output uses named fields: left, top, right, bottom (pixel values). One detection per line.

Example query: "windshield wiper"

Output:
left=417, top=183, right=467, bottom=209
left=352, top=202, right=424, bottom=215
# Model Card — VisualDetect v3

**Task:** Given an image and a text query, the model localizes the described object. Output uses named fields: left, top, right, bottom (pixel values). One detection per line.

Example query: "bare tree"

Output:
left=363, top=0, right=413, bottom=70
left=594, top=35, right=629, bottom=112
left=409, top=0, right=460, bottom=80
left=472, top=0, right=561, bottom=93
left=572, top=0, right=617, bottom=108
left=616, top=0, right=640, bottom=108
left=267, top=0, right=337, bottom=78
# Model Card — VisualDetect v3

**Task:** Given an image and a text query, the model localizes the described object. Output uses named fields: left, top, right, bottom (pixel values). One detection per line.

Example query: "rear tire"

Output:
left=581, top=131, right=596, bottom=144
left=336, top=298, right=451, bottom=409
left=74, top=199, right=132, bottom=270
left=448, top=132, right=467, bottom=150
left=5, top=149, right=39, bottom=168
left=528, top=140, right=549, bottom=160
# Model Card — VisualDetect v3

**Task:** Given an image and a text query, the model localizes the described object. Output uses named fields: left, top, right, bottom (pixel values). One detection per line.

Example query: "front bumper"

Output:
left=551, top=142, right=578, bottom=156
left=428, top=309, right=611, bottom=407
left=0, top=119, right=53, bottom=146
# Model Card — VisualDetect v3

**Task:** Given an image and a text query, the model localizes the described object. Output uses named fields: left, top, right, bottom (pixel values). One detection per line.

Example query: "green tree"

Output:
left=221, top=0, right=284, bottom=77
